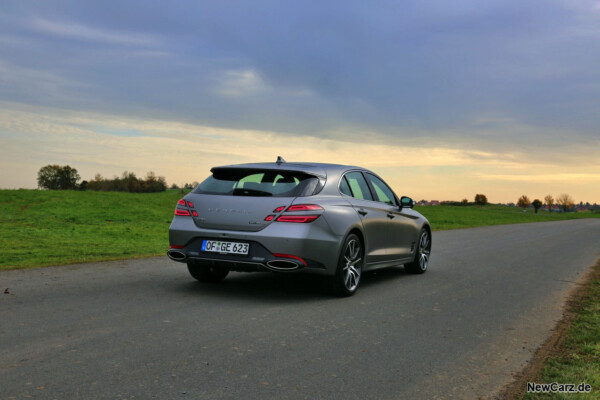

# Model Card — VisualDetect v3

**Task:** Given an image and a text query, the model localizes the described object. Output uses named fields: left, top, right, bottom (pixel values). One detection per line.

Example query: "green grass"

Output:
left=0, top=189, right=189, bottom=270
left=414, top=204, right=600, bottom=231
left=521, top=264, right=600, bottom=399
left=1, top=190, right=599, bottom=270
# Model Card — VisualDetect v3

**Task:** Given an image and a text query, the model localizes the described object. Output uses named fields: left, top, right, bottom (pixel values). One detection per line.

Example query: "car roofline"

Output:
left=211, top=162, right=360, bottom=178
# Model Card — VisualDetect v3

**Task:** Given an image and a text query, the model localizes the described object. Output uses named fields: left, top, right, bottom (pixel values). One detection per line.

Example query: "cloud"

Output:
left=473, top=173, right=600, bottom=183
left=1, top=1, right=599, bottom=201
left=216, top=69, right=265, bottom=97
left=1, top=103, right=599, bottom=202
left=29, top=18, right=161, bottom=46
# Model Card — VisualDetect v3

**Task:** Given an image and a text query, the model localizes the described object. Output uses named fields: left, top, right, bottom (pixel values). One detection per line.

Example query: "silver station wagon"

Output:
left=168, top=157, right=431, bottom=296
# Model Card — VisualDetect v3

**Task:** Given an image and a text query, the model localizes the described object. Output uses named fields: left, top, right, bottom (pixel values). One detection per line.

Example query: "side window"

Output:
left=366, top=174, right=397, bottom=206
left=344, top=172, right=373, bottom=201
left=339, top=176, right=352, bottom=196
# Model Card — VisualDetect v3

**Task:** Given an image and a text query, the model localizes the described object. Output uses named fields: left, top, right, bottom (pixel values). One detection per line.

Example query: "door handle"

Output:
left=387, top=213, right=395, bottom=219
left=357, top=209, right=368, bottom=216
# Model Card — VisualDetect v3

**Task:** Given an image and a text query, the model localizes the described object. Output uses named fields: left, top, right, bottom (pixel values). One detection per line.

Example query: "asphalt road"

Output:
left=1, top=219, right=599, bottom=400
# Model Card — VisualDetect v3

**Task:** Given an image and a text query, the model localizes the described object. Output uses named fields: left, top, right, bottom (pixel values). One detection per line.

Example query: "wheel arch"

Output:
left=420, top=223, right=432, bottom=250
left=348, top=226, right=365, bottom=249
left=423, top=223, right=432, bottom=239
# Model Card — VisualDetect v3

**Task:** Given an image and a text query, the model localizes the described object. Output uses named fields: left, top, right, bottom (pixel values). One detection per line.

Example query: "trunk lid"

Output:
left=187, top=194, right=295, bottom=232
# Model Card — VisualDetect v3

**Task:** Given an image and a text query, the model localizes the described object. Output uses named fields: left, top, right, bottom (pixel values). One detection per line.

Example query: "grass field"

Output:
left=413, top=204, right=600, bottom=231
left=1, top=189, right=599, bottom=270
left=0, top=189, right=186, bottom=269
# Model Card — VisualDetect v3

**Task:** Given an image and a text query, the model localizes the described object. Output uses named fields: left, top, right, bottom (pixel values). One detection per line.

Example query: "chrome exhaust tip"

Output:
left=266, top=259, right=301, bottom=271
left=167, top=250, right=187, bottom=261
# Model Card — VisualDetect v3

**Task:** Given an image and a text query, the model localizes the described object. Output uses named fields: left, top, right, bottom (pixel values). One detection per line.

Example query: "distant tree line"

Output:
left=517, top=193, right=575, bottom=212
left=170, top=182, right=199, bottom=190
left=85, top=171, right=167, bottom=192
left=438, top=194, right=488, bottom=207
left=37, top=165, right=167, bottom=192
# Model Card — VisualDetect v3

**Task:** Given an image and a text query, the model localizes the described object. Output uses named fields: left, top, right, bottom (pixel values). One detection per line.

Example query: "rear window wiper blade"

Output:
left=232, top=188, right=273, bottom=196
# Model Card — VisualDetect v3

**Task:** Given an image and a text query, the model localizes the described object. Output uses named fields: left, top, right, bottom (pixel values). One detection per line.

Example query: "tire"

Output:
left=187, top=260, right=229, bottom=282
left=404, top=228, right=431, bottom=274
left=330, top=233, right=364, bottom=297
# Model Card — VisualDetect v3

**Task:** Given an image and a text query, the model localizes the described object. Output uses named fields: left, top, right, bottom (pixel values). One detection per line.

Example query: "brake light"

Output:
left=273, top=253, right=307, bottom=266
left=286, top=204, right=323, bottom=212
left=187, top=201, right=194, bottom=208
left=273, top=206, right=286, bottom=213
left=177, top=199, right=186, bottom=206
left=192, top=211, right=198, bottom=217
left=276, top=215, right=320, bottom=223
left=264, top=215, right=275, bottom=221
left=175, top=209, right=191, bottom=216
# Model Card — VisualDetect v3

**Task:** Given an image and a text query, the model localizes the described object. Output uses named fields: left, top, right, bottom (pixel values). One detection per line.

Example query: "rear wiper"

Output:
left=232, top=188, right=273, bottom=196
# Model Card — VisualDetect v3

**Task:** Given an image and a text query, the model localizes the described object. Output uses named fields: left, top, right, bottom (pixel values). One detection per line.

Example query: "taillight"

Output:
left=170, top=245, right=185, bottom=249
left=276, top=215, right=320, bottom=223
left=264, top=215, right=275, bottom=221
left=272, top=204, right=323, bottom=223
left=273, top=206, right=286, bottom=213
left=286, top=204, right=324, bottom=212
left=176, top=199, right=196, bottom=217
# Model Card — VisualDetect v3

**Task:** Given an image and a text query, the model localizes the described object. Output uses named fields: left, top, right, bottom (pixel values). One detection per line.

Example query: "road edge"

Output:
left=496, top=258, right=600, bottom=399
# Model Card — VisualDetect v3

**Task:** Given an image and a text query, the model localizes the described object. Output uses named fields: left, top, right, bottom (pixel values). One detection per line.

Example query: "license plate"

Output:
left=201, top=240, right=249, bottom=255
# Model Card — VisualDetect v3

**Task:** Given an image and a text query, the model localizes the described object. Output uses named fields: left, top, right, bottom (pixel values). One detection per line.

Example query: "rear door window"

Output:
left=344, top=172, right=374, bottom=201
left=193, top=169, right=318, bottom=197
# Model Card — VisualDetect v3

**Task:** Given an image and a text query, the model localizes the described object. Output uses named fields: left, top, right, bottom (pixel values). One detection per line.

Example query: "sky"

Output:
left=1, top=0, right=599, bottom=203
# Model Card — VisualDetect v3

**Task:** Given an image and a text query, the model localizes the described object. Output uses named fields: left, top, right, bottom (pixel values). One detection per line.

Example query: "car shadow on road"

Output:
left=172, top=266, right=412, bottom=303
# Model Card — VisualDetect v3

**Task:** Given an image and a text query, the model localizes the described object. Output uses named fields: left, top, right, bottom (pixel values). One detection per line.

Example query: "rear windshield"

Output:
left=193, top=168, right=319, bottom=197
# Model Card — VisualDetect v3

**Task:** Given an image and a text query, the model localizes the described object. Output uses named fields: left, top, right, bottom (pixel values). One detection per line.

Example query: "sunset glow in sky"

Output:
left=1, top=1, right=599, bottom=203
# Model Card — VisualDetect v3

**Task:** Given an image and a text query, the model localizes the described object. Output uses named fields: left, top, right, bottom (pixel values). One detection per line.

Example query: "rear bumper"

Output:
left=168, top=216, right=342, bottom=275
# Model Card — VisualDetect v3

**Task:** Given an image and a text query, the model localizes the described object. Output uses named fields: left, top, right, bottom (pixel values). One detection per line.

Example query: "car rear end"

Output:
left=167, top=165, right=343, bottom=275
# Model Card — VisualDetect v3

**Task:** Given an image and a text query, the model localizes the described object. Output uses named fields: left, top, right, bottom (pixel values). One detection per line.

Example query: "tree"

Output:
left=544, top=194, right=554, bottom=212
left=37, top=165, right=80, bottom=190
left=141, top=171, right=167, bottom=192
left=557, top=193, right=575, bottom=212
left=532, top=199, right=542, bottom=214
left=517, top=195, right=531, bottom=209
left=474, top=194, right=488, bottom=206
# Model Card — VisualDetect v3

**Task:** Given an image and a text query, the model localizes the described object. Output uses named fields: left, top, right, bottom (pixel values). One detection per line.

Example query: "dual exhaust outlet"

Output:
left=167, top=249, right=302, bottom=271
left=167, top=249, right=186, bottom=261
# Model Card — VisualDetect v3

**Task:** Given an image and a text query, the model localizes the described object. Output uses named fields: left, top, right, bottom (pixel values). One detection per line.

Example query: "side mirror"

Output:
left=400, top=196, right=415, bottom=209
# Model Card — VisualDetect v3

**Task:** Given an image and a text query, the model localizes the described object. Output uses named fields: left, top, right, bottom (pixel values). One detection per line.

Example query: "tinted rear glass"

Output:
left=193, top=168, right=319, bottom=197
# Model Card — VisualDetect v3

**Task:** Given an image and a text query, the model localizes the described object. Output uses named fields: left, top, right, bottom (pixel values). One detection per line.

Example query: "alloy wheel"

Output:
left=418, top=231, right=431, bottom=271
left=343, top=239, right=362, bottom=291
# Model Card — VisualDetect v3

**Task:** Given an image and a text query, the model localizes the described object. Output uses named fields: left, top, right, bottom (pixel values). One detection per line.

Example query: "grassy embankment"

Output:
left=521, top=262, right=600, bottom=400
left=0, top=189, right=186, bottom=270
left=1, top=189, right=599, bottom=270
